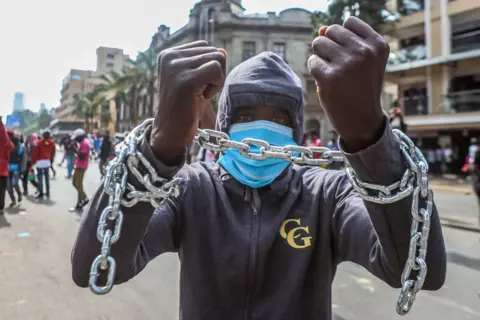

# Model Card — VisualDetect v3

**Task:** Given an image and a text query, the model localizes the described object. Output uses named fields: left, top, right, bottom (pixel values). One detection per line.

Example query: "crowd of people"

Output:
left=0, top=116, right=120, bottom=214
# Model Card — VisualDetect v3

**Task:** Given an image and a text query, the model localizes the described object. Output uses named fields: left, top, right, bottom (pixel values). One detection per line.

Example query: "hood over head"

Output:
left=215, top=52, right=304, bottom=144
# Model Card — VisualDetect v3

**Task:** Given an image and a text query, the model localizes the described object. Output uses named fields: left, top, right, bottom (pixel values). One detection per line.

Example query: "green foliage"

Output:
left=37, top=109, right=52, bottom=129
left=311, top=0, right=394, bottom=35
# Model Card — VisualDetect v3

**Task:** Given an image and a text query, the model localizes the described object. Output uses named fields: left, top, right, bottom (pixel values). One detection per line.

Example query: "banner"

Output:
left=6, top=114, right=21, bottom=129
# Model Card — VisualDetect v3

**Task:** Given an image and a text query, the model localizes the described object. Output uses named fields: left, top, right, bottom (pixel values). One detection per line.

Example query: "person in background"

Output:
left=7, top=131, right=26, bottom=206
left=443, top=144, right=453, bottom=174
left=434, top=143, right=444, bottom=176
left=58, top=134, right=70, bottom=166
left=389, top=102, right=408, bottom=134
left=22, top=133, right=38, bottom=196
left=70, top=129, right=90, bottom=211
left=32, top=130, right=56, bottom=199
left=87, top=134, right=95, bottom=160
left=469, top=137, right=478, bottom=167
left=64, top=135, right=76, bottom=179
left=93, top=134, right=102, bottom=160
left=0, top=118, right=13, bottom=214
left=98, top=131, right=112, bottom=178
left=426, top=147, right=437, bottom=176
left=472, top=139, right=480, bottom=226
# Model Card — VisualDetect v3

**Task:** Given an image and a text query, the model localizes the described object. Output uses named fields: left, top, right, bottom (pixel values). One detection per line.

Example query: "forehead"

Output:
left=234, top=106, right=289, bottom=115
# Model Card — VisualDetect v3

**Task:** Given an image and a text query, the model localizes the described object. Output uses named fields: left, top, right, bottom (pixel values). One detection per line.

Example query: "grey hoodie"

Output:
left=71, top=52, right=446, bottom=320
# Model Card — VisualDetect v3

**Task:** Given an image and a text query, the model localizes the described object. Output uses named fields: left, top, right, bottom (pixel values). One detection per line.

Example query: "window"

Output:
left=106, top=53, right=115, bottom=59
left=242, top=41, right=256, bottom=61
left=71, top=73, right=81, bottom=80
left=106, top=62, right=114, bottom=68
left=273, top=43, right=286, bottom=60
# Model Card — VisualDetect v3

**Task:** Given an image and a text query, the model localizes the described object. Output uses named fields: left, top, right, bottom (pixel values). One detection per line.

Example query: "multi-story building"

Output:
left=13, top=92, right=25, bottom=113
left=50, top=69, right=94, bottom=136
left=95, top=47, right=131, bottom=75
left=384, top=0, right=480, bottom=172
left=121, top=0, right=333, bottom=141
left=51, top=47, right=130, bottom=136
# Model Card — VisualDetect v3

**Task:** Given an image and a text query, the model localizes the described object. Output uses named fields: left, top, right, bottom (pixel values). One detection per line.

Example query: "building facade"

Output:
left=122, top=0, right=333, bottom=141
left=51, top=47, right=130, bottom=136
left=13, top=92, right=25, bottom=113
left=384, top=0, right=480, bottom=172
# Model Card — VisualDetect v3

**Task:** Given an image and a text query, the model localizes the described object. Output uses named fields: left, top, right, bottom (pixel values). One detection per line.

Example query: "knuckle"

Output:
left=355, top=44, right=375, bottom=60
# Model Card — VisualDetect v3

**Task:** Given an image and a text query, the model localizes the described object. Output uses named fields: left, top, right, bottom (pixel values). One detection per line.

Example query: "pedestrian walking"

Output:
left=69, top=129, right=90, bottom=211
left=22, top=133, right=38, bottom=196
left=72, top=19, right=446, bottom=319
left=63, top=136, right=76, bottom=178
left=7, top=131, right=26, bottom=206
left=32, top=130, right=56, bottom=199
left=0, top=118, right=13, bottom=214
left=98, top=131, right=112, bottom=178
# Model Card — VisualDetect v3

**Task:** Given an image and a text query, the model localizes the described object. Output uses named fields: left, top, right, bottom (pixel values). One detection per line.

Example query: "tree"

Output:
left=37, top=109, right=52, bottom=129
left=397, top=0, right=424, bottom=15
left=311, top=0, right=394, bottom=34
left=72, top=92, right=100, bottom=133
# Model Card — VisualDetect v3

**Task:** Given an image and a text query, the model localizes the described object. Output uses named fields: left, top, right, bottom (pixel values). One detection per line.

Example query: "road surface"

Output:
left=0, top=161, right=479, bottom=320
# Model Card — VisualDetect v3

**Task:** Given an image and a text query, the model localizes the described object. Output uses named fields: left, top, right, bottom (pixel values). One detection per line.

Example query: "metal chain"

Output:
left=194, top=128, right=345, bottom=166
left=88, top=119, right=183, bottom=294
left=345, top=129, right=431, bottom=315
left=90, top=120, right=431, bottom=316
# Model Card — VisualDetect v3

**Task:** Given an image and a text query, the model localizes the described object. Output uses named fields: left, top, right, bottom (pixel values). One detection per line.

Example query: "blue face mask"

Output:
left=219, top=120, right=297, bottom=188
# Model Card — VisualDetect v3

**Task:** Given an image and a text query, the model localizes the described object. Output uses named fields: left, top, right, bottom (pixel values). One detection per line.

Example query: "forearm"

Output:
left=342, top=119, right=446, bottom=289
left=71, top=185, right=153, bottom=287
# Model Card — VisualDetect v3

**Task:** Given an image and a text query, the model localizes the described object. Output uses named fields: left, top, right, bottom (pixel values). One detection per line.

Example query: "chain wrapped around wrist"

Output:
left=345, top=129, right=431, bottom=315
left=88, top=119, right=184, bottom=295
left=89, top=121, right=431, bottom=317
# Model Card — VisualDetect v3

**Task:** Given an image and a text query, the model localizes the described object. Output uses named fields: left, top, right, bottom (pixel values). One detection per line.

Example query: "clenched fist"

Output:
left=308, top=17, right=390, bottom=152
left=150, top=41, right=226, bottom=164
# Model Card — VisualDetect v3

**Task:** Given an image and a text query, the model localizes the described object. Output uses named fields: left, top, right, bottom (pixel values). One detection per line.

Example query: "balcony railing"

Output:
left=441, top=89, right=480, bottom=114
left=402, top=95, right=429, bottom=116
left=452, top=29, right=480, bottom=54
left=388, top=44, right=426, bottom=65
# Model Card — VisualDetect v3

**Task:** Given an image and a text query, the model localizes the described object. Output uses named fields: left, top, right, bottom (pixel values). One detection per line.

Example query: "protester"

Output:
left=63, top=135, right=76, bottom=178
left=0, top=118, right=13, bottom=213
left=22, top=133, right=38, bottom=196
left=93, top=134, right=102, bottom=160
left=32, top=130, right=56, bottom=199
left=7, top=131, right=26, bottom=206
left=69, top=129, right=90, bottom=211
left=472, top=139, right=480, bottom=226
left=72, top=19, right=446, bottom=320
left=389, top=103, right=407, bottom=134
left=98, top=131, right=112, bottom=178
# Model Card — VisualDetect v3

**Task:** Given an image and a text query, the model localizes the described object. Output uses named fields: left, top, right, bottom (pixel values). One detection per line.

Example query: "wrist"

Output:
left=149, top=132, right=185, bottom=166
left=341, top=116, right=386, bottom=153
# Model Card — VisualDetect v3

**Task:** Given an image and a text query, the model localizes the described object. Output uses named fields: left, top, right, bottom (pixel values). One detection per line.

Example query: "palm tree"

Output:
left=72, top=92, right=100, bottom=133
left=136, top=48, right=157, bottom=116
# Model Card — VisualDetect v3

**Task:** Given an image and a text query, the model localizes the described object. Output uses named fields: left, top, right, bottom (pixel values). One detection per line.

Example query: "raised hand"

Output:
left=150, top=41, right=226, bottom=163
left=308, top=17, right=390, bottom=152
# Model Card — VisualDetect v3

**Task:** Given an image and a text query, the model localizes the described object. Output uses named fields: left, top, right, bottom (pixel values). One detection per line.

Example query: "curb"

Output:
left=440, top=219, right=480, bottom=233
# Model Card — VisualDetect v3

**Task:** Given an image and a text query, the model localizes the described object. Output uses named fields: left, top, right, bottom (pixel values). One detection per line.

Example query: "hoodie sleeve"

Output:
left=331, top=118, right=446, bottom=290
left=0, top=123, right=13, bottom=154
left=71, top=127, right=187, bottom=287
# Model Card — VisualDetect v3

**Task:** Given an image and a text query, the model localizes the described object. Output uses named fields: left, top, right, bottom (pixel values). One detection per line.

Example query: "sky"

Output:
left=0, top=0, right=327, bottom=116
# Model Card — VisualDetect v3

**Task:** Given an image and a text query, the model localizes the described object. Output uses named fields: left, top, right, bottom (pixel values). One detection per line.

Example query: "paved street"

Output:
left=0, top=161, right=479, bottom=320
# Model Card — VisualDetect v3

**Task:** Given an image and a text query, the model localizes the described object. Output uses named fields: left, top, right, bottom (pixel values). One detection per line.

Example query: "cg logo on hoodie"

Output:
left=279, top=219, right=313, bottom=249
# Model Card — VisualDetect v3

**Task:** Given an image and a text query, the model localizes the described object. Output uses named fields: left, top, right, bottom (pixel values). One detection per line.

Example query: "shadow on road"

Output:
left=25, top=195, right=57, bottom=207
left=447, top=251, right=480, bottom=271
left=0, top=214, right=11, bottom=228
left=5, top=205, right=26, bottom=215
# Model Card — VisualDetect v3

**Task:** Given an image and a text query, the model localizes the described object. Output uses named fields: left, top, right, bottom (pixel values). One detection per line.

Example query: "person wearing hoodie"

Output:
left=0, top=117, right=13, bottom=214
left=6, top=131, right=26, bottom=206
left=32, top=130, right=56, bottom=199
left=71, top=18, right=446, bottom=319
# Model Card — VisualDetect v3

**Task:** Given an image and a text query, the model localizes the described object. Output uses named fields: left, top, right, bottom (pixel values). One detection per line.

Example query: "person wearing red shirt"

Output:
left=31, top=130, right=56, bottom=199
left=0, top=118, right=13, bottom=213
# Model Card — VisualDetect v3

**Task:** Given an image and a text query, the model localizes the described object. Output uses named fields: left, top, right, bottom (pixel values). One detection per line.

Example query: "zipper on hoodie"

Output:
left=244, top=188, right=260, bottom=320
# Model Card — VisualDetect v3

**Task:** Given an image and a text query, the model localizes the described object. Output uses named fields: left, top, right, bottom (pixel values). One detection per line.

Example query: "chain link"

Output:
left=90, top=120, right=431, bottom=316
left=345, top=129, right=431, bottom=315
